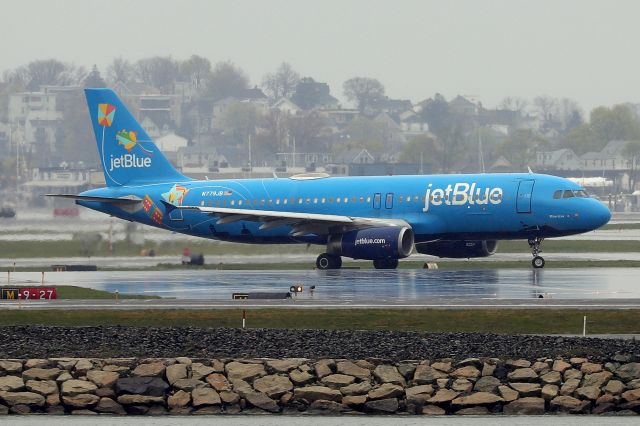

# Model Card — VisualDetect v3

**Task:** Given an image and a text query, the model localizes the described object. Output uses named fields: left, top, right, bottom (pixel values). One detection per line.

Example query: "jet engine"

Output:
left=415, top=240, right=498, bottom=258
left=327, top=226, right=414, bottom=260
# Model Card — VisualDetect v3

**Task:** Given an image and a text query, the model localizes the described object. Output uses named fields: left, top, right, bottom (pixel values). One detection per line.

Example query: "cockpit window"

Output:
left=563, top=190, right=575, bottom=199
left=574, top=189, right=589, bottom=198
left=553, top=190, right=562, bottom=199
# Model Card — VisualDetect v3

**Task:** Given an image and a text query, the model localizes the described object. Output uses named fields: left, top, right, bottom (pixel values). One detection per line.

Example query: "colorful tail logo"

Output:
left=116, top=130, right=153, bottom=155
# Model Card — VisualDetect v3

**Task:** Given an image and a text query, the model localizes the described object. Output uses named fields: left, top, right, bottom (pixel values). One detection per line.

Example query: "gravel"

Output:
left=0, top=326, right=638, bottom=361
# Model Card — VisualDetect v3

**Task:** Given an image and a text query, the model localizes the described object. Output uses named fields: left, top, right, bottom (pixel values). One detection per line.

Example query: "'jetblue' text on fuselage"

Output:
left=423, top=182, right=503, bottom=212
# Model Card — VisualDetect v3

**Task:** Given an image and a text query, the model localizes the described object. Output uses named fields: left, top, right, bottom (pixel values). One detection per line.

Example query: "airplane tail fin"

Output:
left=85, top=88, right=188, bottom=187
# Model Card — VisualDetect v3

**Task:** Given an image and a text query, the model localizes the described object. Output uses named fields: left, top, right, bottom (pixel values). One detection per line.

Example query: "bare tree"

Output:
left=135, top=56, right=180, bottom=93
left=107, top=57, right=135, bottom=84
left=261, top=62, right=300, bottom=99
left=499, top=96, right=528, bottom=114
left=533, top=96, right=559, bottom=121
left=343, top=77, right=385, bottom=112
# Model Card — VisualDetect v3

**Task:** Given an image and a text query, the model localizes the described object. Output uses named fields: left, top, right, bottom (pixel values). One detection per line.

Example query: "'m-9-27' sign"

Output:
left=1, top=288, right=57, bottom=300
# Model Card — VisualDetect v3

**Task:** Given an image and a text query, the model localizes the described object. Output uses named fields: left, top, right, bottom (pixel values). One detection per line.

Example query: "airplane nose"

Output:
left=591, top=202, right=611, bottom=229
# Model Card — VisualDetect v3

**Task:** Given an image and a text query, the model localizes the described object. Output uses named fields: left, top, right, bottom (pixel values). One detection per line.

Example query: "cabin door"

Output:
left=516, top=179, right=535, bottom=213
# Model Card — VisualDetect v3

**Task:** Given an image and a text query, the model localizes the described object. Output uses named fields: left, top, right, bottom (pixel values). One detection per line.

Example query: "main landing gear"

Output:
left=316, top=253, right=342, bottom=270
left=528, top=237, right=545, bottom=269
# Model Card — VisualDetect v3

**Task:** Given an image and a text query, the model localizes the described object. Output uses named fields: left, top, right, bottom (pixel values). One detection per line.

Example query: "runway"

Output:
left=3, top=268, right=640, bottom=309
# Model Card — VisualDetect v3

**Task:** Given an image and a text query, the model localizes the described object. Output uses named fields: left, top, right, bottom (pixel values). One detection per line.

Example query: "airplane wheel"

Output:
left=316, top=253, right=341, bottom=270
left=532, top=256, right=545, bottom=269
left=373, top=258, right=399, bottom=269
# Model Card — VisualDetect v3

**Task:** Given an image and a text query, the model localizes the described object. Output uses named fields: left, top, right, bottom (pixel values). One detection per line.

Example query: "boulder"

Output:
left=191, top=388, right=221, bottom=407
left=294, top=386, right=342, bottom=403
left=452, top=366, right=481, bottom=380
left=340, top=381, right=372, bottom=396
left=175, top=357, right=192, bottom=365
left=456, top=358, right=482, bottom=368
left=398, top=363, right=417, bottom=379
left=308, top=399, right=343, bottom=413
left=321, top=374, right=355, bottom=388
left=413, top=365, right=447, bottom=384
left=373, top=365, right=406, bottom=386
left=86, top=370, right=120, bottom=388
left=621, top=388, right=640, bottom=402
left=616, top=363, right=640, bottom=382
left=131, top=362, right=165, bottom=378
left=582, top=371, right=613, bottom=388
left=431, top=361, right=452, bottom=373
left=506, top=359, right=531, bottom=369
left=10, top=404, right=31, bottom=414
left=451, top=392, right=504, bottom=408
left=225, top=362, right=266, bottom=382
left=253, top=375, right=293, bottom=399
left=0, top=391, right=45, bottom=407
left=336, top=361, right=370, bottom=380
left=191, top=363, right=215, bottom=380
left=167, top=390, right=191, bottom=408
left=165, top=364, right=188, bottom=385
left=46, top=393, right=61, bottom=406
left=266, top=359, right=302, bottom=373
left=56, top=372, right=73, bottom=383
left=243, top=391, right=279, bottom=413
left=368, top=383, right=404, bottom=400
left=592, top=402, right=616, bottom=415
left=25, top=359, right=50, bottom=369
left=552, top=360, right=572, bottom=373
left=540, top=371, right=562, bottom=385
left=220, top=390, right=240, bottom=405
left=0, top=376, right=25, bottom=392
left=289, top=369, right=314, bottom=386
left=428, top=389, right=459, bottom=404
left=507, top=368, right=538, bottom=382
left=451, top=379, right=473, bottom=392
left=482, top=363, right=496, bottom=377
left=503, top=397, right=545, bottom=415
left=550, top=395, right=590, bottom=413
left=570, top=357, right=588, bottom=365
left=364, top=397, right=399, bottom=413
left=206, top=373, right=230, bottom=391
left=509, top=383, right=541, bottom=397
left=474, top=376, right=501, bottom=393
left=605, top=380, right=625, bottom=395
left=63, top=393, right=100, bottom=408
left=342, top=394, right=367, bottom=408
left=210, top=359, right=225, bottom=373
left=405, top=385, right=434, bottom=399
left=541, top=384, right=559, bottom=401
left=564, top=369, right=583, bottom=381
left=115, top=377, right=169, bottom=396
left=575, top=385, right=601, bottom=401
left=22, top=368, right=61, bottom=381
left=25, top=380, right=57, bottom=396
left=455, top=406, right=490, bottom=415
left=0, top=360, right=22, bottom=374
left=532, top=361, right=550, bottom=374
left=74, top=359, right=94, bottom=375
left=314, top=360, right=334, bottom=378
left=422, top=404, right=446, bottom=415
left=117, top=394, right=164, bottom=405
left=497, top=385, right=519, bottom=402
left=581, top=362, right=603, bottom=374
left=172, top=379, right=205, bottom=392
left=95, top=397, right=125, bottom=414
left=560, top=378, right=581, bottom=396
left=61, top=380, right=97, bottom=396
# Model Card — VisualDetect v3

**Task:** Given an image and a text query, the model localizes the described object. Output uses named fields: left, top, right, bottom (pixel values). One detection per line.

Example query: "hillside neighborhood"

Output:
left=1, top=57, right=640, bottom=211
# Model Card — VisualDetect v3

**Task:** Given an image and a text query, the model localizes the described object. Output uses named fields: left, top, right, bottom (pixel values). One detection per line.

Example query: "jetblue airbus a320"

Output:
left=49, top=89, right=611, bottom=269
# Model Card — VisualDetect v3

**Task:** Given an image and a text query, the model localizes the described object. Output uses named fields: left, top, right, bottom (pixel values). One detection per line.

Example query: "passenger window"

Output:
left=366, top=196, right=371, bottom=203
left=328, top=197, right=333, bottom=203
left=239, top=200, right=243, bottom=205
left=399, top=195, right=404, bottom=202
left=306, top=198, right=310, bottom=203
left=223, top=200, right=227, bottom=205
left=336, top=197, right=341, bottom=203
left=414, top=195, right=419, bottom=201
left=283, top=199, right=288, bottom=205
left=314, top=198, right=318, bottom=204
left=230, top=200, right=235, bottom=206
left=276, top=199, right=280, bottom=205
left=351, top=197, right=356, bottom=203
left=553, top=190, right=562, bottom=199
left=322, top=197, right=326, bottom=203
left=298, top=198, right=303, bottom=204
left=359, top=196, right=364, bottom=203
left=344, top=197, right=348, bottom=203
left=563, top=190, right=574, bottom=199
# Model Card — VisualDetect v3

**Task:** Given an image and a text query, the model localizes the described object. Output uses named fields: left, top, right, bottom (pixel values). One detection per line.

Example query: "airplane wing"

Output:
left=176, top=205, right=409, bottom=236
left=46, top=194, right=142, bottom=204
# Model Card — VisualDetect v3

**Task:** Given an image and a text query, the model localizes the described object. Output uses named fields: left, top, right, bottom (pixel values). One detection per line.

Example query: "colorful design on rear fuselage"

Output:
left=97, top=103, right=115, bottom=127
left=162, top=184, right=189, bottom=206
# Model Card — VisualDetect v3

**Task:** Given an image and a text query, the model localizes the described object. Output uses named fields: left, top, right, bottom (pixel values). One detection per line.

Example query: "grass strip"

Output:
left=0, top=309, right=638, bottom=334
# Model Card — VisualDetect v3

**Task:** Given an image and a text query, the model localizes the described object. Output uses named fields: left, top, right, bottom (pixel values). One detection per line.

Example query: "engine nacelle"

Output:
left=328, top=226, right=414, bottom=260
left=415, top=240, right=498, bottom=258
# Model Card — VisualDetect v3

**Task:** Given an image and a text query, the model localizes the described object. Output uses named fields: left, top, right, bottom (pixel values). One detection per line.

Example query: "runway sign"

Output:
left=1, top=287, right=57, bottom=300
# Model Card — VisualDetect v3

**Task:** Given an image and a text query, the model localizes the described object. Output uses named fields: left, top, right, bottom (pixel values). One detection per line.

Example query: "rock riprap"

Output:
left=0, top=356, right=638, bottom=415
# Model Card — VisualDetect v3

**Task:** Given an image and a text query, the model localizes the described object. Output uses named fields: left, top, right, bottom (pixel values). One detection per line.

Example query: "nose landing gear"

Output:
left=528, top=237, right=545, bottom=268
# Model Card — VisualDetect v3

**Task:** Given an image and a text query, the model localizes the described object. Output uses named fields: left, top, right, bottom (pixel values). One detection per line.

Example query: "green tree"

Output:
left=343, top=77, right=385, bottom=113
left=590, top=104, right=640, bottom=143
left=135, top=56, right=180, bottom=93
left=564, top=124, right=599, bottom=155
left=499, top=129, right=547, bottom=171
left=341, top=116, right=385, bottom=153
left=179, top=55, right=211, bottom=89
left=56, top=89, right=97, bottom=164
left=221, top=101, right=260, bottom=146
left=204, top=61, right=249, bottom=101
left=399, top=134, right=441, bottom=169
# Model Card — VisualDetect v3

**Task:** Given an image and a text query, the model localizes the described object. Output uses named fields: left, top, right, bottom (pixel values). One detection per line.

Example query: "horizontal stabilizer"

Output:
left=46, top=194, right=142, bottom=204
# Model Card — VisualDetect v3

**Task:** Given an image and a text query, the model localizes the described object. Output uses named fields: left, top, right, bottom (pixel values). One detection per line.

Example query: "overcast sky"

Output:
left=1, top=0, right=639, bottom=112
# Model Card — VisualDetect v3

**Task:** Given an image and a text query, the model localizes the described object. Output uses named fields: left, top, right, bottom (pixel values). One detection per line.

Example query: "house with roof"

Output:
left=535, top=148, right=581, bottom=171
left=449, top=95, right=481, bottom=115
left=271, top=98, right=302, bottom=115
left=177, top=145, right=228, bottom=174
left=580, top=140, right=632, bottom=171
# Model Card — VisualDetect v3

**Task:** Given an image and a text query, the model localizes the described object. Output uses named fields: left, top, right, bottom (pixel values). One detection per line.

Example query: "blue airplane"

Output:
left=49, top=89, right=611, bottom=269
